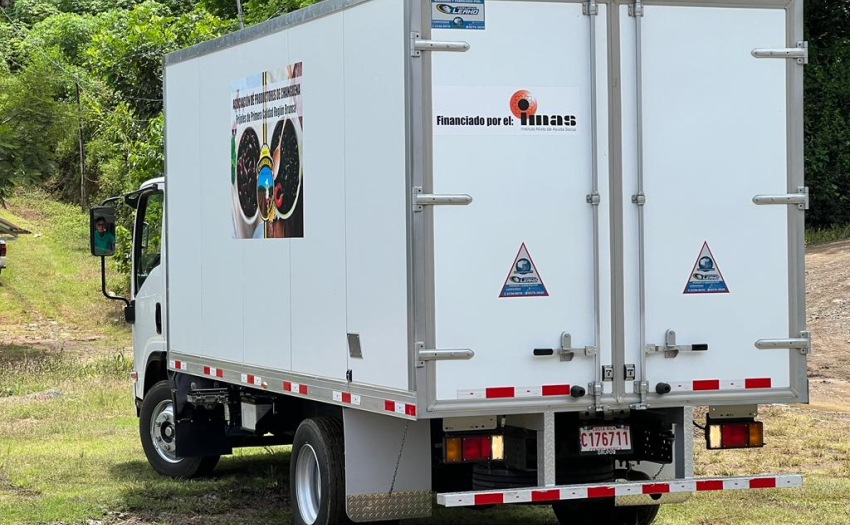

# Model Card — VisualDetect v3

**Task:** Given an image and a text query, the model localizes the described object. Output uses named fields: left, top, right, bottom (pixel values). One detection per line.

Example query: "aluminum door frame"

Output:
left=611, top=0, right=807, bottom=409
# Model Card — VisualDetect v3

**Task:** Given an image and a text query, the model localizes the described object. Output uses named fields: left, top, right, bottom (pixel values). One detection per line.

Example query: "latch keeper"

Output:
left=646, top=329, right=709, bottom=358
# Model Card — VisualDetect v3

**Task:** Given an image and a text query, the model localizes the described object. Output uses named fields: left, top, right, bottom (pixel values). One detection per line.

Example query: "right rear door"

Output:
left=619, top=0, right=807, bottom=405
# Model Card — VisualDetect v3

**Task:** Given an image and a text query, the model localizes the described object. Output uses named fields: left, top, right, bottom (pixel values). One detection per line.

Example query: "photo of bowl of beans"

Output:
left=233, top=126, right=260, bottom=237
left=271, top=117, right=302, bottom=220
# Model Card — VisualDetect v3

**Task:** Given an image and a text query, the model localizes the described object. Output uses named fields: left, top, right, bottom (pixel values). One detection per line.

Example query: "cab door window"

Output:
left=135, top=192, right=163, bottom=293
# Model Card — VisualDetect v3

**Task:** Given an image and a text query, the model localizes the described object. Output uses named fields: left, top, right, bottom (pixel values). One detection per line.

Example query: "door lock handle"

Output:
left=155, top=303, right=162, bottom=335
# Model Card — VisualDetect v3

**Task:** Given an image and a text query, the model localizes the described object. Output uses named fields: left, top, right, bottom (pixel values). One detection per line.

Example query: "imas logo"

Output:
left=510, top=89, right=577, bottom=128
left=436, top=3, right=480, bottom=15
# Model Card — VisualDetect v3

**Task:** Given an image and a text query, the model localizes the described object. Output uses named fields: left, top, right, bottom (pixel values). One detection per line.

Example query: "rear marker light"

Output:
left=0, top=244, right=6, bottom=256
left=463, top=436, right=491, bottom=462
left=491, top=435, right=504, bottom=461
left=706, top=421, right=764, bottom=450
left=445, top=437, right=462, bottom=463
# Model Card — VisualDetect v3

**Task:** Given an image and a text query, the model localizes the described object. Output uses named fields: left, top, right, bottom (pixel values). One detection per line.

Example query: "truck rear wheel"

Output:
left=139, top=380, right=220, bottom=478
left=290, top=417, right=349, bottom=525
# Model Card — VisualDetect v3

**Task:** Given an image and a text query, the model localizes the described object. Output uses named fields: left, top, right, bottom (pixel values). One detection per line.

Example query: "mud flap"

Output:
left=172, top=373, right=232, bottom=457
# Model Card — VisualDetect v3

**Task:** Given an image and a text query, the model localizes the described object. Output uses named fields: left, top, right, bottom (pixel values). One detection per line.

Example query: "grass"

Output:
left=0, top=190, right=127, bottom=338
left=806, top=224, right=850, bottom=246
left=1, top=191, right=848, bottom=524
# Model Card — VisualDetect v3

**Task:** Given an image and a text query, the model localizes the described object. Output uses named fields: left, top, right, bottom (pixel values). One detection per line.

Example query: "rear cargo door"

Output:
left=428, top=1, right=608, bottom=405
left=619, top=1, right=807, bottom=404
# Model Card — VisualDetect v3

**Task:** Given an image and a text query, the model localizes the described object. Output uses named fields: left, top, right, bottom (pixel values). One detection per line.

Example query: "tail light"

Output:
left=0, top=243, right=5, bottom=256
left=706, top=421, right=764, bottom=450
left=444, top=435, right=505, bottom=463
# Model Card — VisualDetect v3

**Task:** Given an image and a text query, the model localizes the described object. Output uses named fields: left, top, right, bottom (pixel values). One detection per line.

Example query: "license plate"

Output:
left=579, top=425, right=632, bottom=455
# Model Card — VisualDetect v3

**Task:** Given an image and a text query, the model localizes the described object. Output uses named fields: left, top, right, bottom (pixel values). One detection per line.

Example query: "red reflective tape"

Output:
left=216, top=369, right=223, bottom=378
left=174, top=360, right=182, bottom=369
left=745, top=378, right=772, bottom=389
left=531, top=489, right=560, bottom=502
left=749, top=477, right=776, bottom=489
left=642, top=483, right=670, bottom=495
left=588, top=486, right=615, bottom=498
left=247, top=374, right=254, bottom=384
left=384, top=400, right=395, bottom=411
left=474, top=493, right=504, bottom=505
left=283, top=381, right=292, bottom=391
left=405, top=404, right=416, bottom=416
left=486, top=387, right=515, bottom=399
left=697, top=480, right=724, bottom=491
left=298, top=384, right=308, bottom=395
left=203, top=366, right=210, bottom=375
left=693, top=379, right=720, bottom=391
left=542, top=384, right=570, bottom=396
left=342, top=392, right=351, bottom=404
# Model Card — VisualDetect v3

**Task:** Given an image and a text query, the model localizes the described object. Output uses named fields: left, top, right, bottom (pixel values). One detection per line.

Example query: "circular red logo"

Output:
left=510, top=90, right=537, bottom=119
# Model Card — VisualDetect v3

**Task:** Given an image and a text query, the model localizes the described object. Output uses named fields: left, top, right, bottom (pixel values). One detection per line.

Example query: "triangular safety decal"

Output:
left=500, top=243, right=549, bottom=298
left=683, top=242, right=729, bottom=294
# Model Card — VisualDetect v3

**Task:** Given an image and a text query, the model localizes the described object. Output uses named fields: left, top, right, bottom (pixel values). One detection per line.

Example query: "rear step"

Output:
left=437, top=474, right=803, bottom=507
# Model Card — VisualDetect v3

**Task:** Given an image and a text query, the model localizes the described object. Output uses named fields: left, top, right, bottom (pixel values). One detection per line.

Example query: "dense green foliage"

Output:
left=0, top=0, right=848, bottom=252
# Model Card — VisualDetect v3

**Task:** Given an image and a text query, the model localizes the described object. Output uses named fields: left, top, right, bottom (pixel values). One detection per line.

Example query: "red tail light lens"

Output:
left=0, top=243, right=5, bottom=256
left=462, top=436, right=492, bottom=461
left=706, top=421, right=764, bottom=450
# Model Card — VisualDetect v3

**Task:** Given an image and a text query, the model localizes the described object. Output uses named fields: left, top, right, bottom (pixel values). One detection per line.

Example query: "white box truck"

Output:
left=90, top=0, right=810, bottom=523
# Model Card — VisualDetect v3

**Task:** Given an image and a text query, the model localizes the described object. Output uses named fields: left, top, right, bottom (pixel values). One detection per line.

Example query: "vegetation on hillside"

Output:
left=0, top=0, right=849, bottom=257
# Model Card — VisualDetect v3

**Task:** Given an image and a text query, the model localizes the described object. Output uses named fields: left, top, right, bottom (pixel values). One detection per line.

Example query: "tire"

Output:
left=139, top=380, right=220, bottom=478
left=290, top=417, right=349, bottom=525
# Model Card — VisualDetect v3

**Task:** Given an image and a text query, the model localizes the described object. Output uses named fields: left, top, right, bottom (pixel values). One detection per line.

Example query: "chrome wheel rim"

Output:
left=150, top=399, right=181, bottom=464
left=295, top=444, right=322, bottom=524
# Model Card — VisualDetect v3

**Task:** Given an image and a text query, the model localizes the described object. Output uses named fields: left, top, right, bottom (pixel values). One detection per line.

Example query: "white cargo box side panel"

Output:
left=166, top=59, right=205, bottom=359
left=288, top=12, right=349, bottom=381
left=167, top=0, right=411, bottom=390
left=343, top=0, right=410, bottom=391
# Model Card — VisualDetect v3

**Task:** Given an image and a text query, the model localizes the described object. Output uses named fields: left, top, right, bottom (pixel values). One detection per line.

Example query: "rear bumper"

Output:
left=436, top=474, right=803, bottom=508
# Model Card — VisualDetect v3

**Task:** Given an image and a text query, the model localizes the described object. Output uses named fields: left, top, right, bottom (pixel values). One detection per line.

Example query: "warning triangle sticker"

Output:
left=683, top=242, right=729, bottom=294
left=500, top=243, right=549, bottom=298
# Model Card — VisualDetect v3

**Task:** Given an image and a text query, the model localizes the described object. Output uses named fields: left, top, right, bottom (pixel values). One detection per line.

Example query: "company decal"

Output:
left=434, top=86, right=580, bottom=136
left=500, top=243, right=549, bottom=298
left=683, top=242, right=729, bottom=294
left=431, top=0, right=485, bottom=30
left=231, top=63, right=303, bottom=239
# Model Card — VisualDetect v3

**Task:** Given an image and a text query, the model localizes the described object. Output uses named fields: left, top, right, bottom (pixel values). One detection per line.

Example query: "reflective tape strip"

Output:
left=169, top=360, right=188, bottom=371
left=384, top=400, right=416, bottom=416
left=333, top=391, right=361, bottom=406
left=435, top=475, right=803, bottom=508
left=241, top=374, right=263, bottom=387
left=669, top=378, right=774, bottom=392
left=457, top=384, right=570, bottom=399
left=283, top=381, right=308, bottom=395
left=203, top=366, right=223, bottom=378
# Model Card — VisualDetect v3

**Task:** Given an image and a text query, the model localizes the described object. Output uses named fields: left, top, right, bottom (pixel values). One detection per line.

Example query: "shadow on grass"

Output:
left=108, top=450, right=293, bottom=524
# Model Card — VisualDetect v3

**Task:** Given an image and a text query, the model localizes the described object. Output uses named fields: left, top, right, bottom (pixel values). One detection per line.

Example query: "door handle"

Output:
left=155, top=303, right=162, bottom=335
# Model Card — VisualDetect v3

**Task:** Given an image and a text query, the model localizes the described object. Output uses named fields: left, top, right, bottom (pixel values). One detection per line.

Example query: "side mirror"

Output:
left=90, top=206, right=117, bottom=257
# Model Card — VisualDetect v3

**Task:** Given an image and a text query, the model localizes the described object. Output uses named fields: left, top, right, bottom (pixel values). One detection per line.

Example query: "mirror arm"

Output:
left=101, top=256, right=130, bottom=307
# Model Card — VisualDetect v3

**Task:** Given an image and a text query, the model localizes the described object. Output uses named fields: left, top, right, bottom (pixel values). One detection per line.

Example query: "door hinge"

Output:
left=628, top=0, right=644, bottom=17
left=416, top=341, right=475, bottom=367
left=410, top=32, right=470, bottom=58
left=646, top=329, right=709, bottom=358
left=752, top=41, right=808, bottom=65
left=583, top=0, right=598, bottom=16
left=754, top=331, right=811, bottom=355
left=413, top=186, right=473, bottom=212
left=753, top=186, right=809, bottom=210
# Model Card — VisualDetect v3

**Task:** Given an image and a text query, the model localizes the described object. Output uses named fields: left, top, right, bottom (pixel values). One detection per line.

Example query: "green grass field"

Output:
left=1, top=194, right=849, bottom=525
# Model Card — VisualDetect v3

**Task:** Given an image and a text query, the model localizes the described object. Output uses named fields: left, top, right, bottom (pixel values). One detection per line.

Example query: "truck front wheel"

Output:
left=139, top=380, right=219, bottom=478
left=290, top=417, right=349, bottom=525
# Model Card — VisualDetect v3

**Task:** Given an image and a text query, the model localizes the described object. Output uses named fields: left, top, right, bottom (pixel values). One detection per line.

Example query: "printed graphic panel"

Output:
left=231, top=65, right=304, bottom=239
left=500, top=243, right=548, bottom=298
left=431, top=0, right=485, bottom=30
left=683, top=242, right=729, bottom=294
left=434, top=86, right=581, bottom=136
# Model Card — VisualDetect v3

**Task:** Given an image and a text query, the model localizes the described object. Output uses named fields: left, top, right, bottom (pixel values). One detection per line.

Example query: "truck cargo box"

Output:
left=164, top=0, right=808, bottom=419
